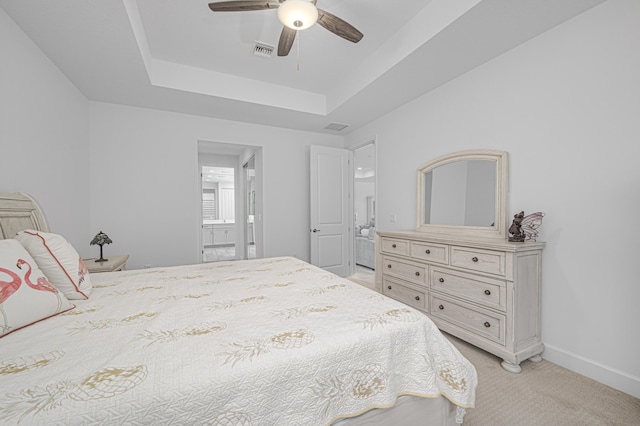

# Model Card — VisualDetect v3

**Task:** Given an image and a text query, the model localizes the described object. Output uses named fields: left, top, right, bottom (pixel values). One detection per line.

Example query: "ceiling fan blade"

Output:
left=278, top=26, right=297, bottom=56
left=208, top=1, right=280, bottom=12
left=317, top=9, right=363, bottom=43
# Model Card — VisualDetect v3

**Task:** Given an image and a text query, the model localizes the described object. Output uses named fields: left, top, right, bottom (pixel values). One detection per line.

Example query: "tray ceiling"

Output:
left=1, top=0, right=606, bottom=134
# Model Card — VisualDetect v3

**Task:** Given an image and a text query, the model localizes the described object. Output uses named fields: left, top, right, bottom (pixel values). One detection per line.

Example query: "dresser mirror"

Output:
left=416, top=149, right=508, bottom=239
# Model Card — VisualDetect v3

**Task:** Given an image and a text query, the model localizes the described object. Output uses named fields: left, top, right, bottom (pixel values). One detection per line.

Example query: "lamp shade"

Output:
left=277, top=0, right=318, bottom=30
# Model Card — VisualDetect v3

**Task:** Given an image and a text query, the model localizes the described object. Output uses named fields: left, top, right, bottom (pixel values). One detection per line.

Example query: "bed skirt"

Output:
left=333, top=394, right=465, bottom=425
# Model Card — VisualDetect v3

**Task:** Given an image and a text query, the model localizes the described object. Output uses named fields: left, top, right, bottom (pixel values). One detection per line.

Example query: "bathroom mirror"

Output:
left=416, top=150, right=508, bottom=239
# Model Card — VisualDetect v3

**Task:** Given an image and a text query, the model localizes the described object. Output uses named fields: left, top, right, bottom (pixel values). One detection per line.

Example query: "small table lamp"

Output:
left=90, top=231, right=113, bottom=263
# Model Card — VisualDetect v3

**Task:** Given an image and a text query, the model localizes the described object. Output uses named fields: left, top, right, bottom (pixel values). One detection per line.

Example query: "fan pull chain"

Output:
left=296, top=31, right=300, bottom=72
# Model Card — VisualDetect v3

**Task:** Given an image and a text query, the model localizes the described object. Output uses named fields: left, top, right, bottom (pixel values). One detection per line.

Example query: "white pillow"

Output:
left=15, top=230, right=92, bottom=299
left=0, top=239, right=74, bottom=338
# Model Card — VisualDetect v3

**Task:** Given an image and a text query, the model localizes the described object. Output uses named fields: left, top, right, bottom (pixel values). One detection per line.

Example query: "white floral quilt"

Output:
left=0, top=257, right=476, bottom=425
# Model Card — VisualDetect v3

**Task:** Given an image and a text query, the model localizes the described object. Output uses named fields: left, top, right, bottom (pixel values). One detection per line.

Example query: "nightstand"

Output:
left=84, top=254, right=129, bottom=273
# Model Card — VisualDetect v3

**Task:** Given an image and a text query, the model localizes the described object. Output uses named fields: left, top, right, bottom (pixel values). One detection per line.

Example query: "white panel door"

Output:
left=310, top=145, right=351, bottom=276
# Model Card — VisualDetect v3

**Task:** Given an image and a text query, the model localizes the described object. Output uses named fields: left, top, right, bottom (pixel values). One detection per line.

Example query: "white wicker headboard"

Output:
left=0, top=192, right=50, bottom=239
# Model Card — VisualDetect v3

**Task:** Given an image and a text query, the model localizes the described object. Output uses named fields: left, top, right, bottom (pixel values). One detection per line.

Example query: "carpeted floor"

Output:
left=346, top=273, right=640, bottom=425
left=446, top=333, right=640, bottom=425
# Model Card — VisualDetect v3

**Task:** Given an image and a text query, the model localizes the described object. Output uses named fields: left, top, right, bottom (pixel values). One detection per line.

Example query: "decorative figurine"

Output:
left=90, top=231, right=113, bottom=263
left=509, top=211, right=545, bottom=242
left=508, top=211, right=526, bottom=242
left=521, top=212, right=545, bottom=242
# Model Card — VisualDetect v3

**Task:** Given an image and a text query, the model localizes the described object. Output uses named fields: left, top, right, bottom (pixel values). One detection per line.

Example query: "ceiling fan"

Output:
left=208, top=0, right=364, bottom=57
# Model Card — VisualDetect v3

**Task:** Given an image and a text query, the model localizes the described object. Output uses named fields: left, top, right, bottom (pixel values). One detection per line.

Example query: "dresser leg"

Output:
left=529, top=354, right=543, bottom=363
left=500, top=360, right=522, bottom=374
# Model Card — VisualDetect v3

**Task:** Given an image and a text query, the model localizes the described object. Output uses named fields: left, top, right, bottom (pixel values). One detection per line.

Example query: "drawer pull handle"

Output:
left=439, top=277, right=445, bottom=283
left=425, top=249, right=431, bottom=254
left=415, top=271, right=420, bottom=277
left=484, top=321, right=491, bottom=328
left=472, top=256, right=479, bottom=262
left=415, top=296, right=420, bottom=301
left=387, top=264, right=392, bottom=269
left=387, top=285, right=392, bottom=290
left=392, top=244, right=397, bottom=248
left=438, top=305, right=444, bottom=310
left=484, top=289, right=491, bottom=295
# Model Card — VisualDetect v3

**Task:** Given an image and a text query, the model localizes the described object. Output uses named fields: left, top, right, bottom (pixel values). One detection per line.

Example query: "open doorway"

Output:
left=198, top=141, right=262, bottom=263
left=351, top=142, right=376, bottom=287
left=202, top=166, right=236, bottom=262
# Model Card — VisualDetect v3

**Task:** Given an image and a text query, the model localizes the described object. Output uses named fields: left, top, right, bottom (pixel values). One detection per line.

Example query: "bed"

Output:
left=0, top=192, right=476, bottom=425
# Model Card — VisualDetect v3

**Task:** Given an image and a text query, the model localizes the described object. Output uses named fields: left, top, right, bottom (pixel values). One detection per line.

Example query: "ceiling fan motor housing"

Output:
left=277, top=0, right=319, bottom=30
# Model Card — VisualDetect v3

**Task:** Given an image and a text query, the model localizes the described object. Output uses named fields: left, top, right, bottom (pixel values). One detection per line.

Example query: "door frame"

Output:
left=242, top=155, right=257, bottom=260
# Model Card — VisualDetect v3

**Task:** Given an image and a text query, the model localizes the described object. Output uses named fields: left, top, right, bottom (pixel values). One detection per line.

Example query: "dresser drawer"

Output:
left=382, top=276, right=427, bottom=311
left=450, top=246, right=506, bottom=276
left=431, top=268, right=506, bottom=312
left=431, top=294, right=506, bottom=345
left=410, top=241, right=448, bottom=265
left=380, top=238, right=410, bottom=256
left=382, top=255, right=427, bottom=286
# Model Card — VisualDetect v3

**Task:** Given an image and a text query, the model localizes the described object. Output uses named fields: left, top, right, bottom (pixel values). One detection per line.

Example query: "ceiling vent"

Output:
left=324, top=122, right=349, bottom=132
left=252, top=41, right=274, bottom=58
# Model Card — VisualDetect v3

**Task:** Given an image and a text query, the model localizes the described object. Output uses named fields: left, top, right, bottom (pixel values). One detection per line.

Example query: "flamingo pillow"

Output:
left=0, top=239, right=74, bottom=338
left=15, top=230, right=93, bottom=300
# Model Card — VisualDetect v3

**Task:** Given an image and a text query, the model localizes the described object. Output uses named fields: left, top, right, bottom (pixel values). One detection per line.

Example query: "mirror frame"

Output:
left=416, top=149, right=508, bottom=239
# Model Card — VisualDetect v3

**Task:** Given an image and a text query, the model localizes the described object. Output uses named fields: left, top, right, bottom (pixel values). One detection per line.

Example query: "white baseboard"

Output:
left=543, top=344, right=640, bottom=399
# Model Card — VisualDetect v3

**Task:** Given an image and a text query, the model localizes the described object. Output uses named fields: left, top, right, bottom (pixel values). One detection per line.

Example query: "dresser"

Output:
left=375, top=230, right=544, bottom=373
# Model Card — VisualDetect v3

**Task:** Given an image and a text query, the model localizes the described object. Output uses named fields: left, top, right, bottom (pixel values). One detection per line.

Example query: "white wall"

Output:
left=346, top=0, right=640, bottom=397
left=0, top=8, right=90, bottom=252
left=89, top=102, right=343, bottom=269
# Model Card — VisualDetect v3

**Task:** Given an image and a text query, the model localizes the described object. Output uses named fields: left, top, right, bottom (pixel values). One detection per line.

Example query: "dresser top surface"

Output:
left=377, top=230, right=545, bottom=252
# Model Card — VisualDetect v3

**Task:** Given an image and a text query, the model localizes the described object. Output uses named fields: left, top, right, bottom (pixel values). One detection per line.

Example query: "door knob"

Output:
left=311, top=228, right=321, bottom=233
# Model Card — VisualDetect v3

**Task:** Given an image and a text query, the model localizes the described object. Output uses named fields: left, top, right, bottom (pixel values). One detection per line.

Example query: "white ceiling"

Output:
left=1, top=0, right=606, bottom=134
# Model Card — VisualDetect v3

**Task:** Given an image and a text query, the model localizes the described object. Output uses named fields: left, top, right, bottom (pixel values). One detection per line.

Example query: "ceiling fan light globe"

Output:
left=277, top=0, right=318, bottom=30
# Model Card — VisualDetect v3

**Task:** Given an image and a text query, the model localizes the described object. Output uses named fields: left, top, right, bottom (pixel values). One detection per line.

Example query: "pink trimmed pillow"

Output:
left=0, top=239, right=74, bottom=338
left=15, top=230, right=92, bottom=300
